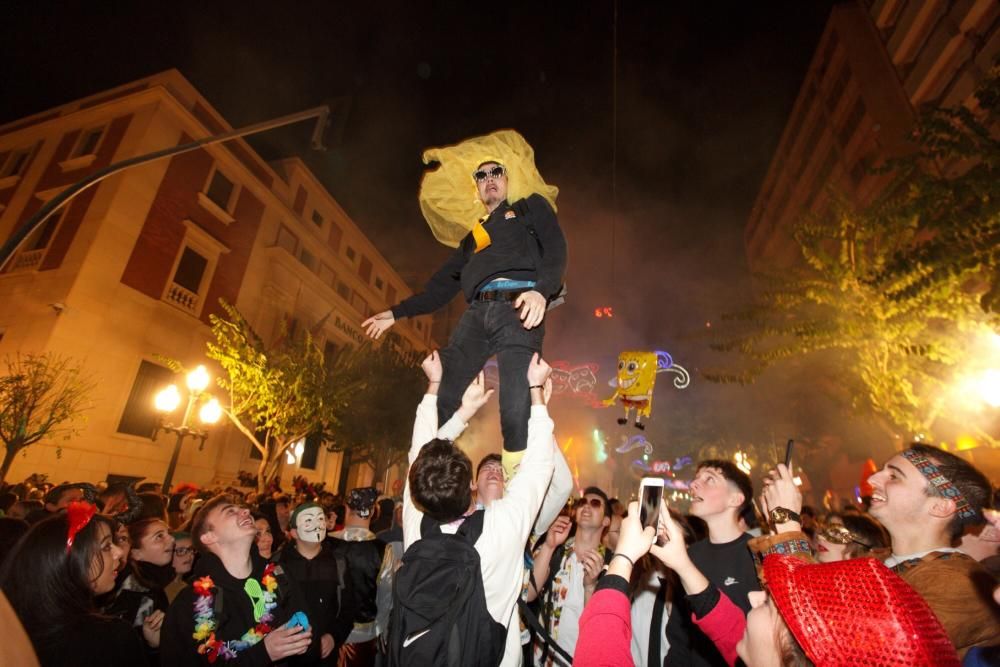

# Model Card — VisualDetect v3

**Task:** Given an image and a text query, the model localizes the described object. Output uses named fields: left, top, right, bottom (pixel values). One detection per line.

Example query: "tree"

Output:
left=199, top=301, right=362, bottom=493
left=871, top=60, right=1000, bottom=313
left=0, top=353, right=93, bottom=482
left=326, top=344, right=425, bottom=484
left=705, top=65, right=1000, bottom=444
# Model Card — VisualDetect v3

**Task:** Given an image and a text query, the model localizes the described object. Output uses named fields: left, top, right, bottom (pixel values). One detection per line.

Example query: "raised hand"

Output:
left=456, top=371, right=494, bottom=422
left=760, top=463, right=802, bottom=523
left=421, top=351, right=443, bottom=385
left=362, top=310, right=396, bottom=339
left=544, top=515, right=572, bottom=549
left=514, top=290, right=547, bottom=330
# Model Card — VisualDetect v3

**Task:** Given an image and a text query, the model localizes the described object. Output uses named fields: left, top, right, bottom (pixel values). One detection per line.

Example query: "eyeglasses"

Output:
left=473, top=165, right=505, bottom=182
left=818, top=524, right=871, bottom=549
left=575, top=497, right=604, bottom=510
left=174, top=546, right=194, bottom=556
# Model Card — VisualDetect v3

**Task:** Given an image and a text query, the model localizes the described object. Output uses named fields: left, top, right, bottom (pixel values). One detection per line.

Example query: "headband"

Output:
left=66, top=501, right=97, bottom=552
left=900, top=449, right=976, bottom=521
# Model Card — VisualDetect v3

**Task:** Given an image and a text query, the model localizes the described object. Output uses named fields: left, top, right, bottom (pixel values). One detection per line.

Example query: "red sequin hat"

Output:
left=763, top=555, right=959, bottom=667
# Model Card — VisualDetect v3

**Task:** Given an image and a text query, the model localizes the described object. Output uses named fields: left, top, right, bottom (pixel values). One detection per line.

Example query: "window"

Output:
left=374, top=276, right=384, bottom=290
left=9, top=208, right=66, bottom=271
left=172, top=247, right=208, bottom=293
left=298, top=247, right=317, bottom=272
left=276, top=225, right=298, bottom=254
left=828, top=65, right=850, bottom=107
left=0, top=146, right=33, bottom=179
left=311, top=210, right=324, bottom=227
left=336, top=281, right=351, bottom=301
left=359, top=256, right=373, bottom=282
left=328, top=222, right=343, bottom=252
left=386, top=285, right=397, bottom=305
left=117, top=361, right=174, bottom=437
left=205, top=169, right=236, bottom=212
left=72, top=127, right=104, bottom=158
left=346, top=246, right=356, bottom=261
left=318, top=263, right=337, bottom=288
left=300, top=431, right=322, bottom=470
left=351, top=291, right=369, bottom=316
left=163, top=220, right=229, bottom=315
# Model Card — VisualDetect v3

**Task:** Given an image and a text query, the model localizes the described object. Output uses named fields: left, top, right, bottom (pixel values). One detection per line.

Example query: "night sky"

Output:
left=4, top=2, right=869, bottom=476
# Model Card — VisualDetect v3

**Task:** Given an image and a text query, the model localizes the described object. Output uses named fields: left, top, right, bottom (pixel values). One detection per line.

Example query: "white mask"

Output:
left=294, top=507, right=327, bottom=543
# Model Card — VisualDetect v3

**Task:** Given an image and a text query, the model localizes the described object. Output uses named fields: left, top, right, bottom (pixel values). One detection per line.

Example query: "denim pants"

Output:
left=438, top=300, right=544, bottom=452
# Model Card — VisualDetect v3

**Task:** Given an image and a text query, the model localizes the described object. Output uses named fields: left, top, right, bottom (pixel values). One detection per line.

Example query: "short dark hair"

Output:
left=907, top=443, right=992, bottom=541
left=696, top=460, right=753, bottom=519
left=476, top=453, right=503, bottom=478
left=581, top=486, right=611, bottom=518
left=191, top=494, right=235, bottom=553
left=409, top=439, right=472, bottom=523
left=840, top=514, right=890, bottom=558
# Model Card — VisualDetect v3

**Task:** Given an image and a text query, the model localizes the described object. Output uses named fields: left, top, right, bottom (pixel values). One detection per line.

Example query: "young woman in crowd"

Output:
left=106, top=517, right=175, bottom=661
left=574, top=501, right=962, bottom=666
left=0, top=503, right=149, bottom=666
left=252, top=511, right=275, bottom=560
left=164, top=531, right=194, bottom=602
left=814, top=513, right=889, bottom=563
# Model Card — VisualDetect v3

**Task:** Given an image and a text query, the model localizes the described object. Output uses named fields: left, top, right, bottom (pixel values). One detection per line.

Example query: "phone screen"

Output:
left=639, top=483, right=662, bottom=529
left=784, top=439, right=795, bottom=469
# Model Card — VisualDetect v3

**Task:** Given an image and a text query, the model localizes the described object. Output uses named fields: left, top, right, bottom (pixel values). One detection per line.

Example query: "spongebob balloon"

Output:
left=602, top=350, right=690, bottom=429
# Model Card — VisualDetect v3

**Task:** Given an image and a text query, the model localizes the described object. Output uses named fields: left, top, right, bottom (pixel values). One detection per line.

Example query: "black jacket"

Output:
left=391, top=194, right=567, bottom=318
left=161, top=550, right=300, bottom=667
left=327, top=536, right=386, bottom=625
left=34, top=615, right=149, bottom=667
left=275, top=541, right=356, bottom=663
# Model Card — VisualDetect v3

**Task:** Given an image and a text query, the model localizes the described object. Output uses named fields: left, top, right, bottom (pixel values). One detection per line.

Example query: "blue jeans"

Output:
left=438, top=300, right=544, bottom=452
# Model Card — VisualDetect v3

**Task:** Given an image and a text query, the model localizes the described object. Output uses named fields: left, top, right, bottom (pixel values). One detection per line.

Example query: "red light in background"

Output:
left=594, top=306, right=614, bottom=318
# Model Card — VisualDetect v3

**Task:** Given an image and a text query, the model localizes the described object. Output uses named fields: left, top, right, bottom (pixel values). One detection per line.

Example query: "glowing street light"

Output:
left=977, top=369, right=1000, bottom=408
left=153, top=365, right=221, bottom=493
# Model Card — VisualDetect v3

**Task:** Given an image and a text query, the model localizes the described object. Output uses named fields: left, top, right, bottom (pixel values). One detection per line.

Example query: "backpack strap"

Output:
left=517, top=599, right=574, bottom=665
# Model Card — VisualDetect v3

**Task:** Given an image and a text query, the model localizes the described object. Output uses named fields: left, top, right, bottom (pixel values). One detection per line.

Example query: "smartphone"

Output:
left=639, top=477, right=665, bottom=529
left=783, top=439, right=795, bottom=469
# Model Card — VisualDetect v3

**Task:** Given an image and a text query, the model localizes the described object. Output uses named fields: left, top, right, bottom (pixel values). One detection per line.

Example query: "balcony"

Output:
left=9, top=248, right=44, bottom=272
left=164, top=282, right=199, bottom=314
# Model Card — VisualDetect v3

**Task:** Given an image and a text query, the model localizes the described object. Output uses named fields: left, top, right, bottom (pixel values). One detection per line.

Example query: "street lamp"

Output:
left=153, top=365, right=221, bottom=493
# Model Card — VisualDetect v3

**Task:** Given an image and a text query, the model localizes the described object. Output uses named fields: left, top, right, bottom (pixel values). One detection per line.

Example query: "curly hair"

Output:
left=409, top=439, right=472, bottom=523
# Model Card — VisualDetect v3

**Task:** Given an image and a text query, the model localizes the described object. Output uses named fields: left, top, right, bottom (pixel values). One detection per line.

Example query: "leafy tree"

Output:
left=706, top=64, right=1000, bottom=443
left=871, top=61, right=1000, bottom=313
left=196, top=301, right=362, bottom=493
left=0, top=353, right=93, bottom=482
left=326, top=344, right=425, bottom=485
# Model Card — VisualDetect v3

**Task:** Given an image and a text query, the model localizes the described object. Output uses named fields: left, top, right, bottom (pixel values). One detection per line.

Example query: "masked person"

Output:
left=276, top=503, right=356, bottom=665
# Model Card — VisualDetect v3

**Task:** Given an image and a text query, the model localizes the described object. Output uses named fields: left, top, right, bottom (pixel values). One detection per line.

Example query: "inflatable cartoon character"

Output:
left=603, top=350, right=690, bottom=429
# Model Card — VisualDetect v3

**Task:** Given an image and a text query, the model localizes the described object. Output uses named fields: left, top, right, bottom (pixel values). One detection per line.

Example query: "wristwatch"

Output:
left=769, top=507, right=801, bottom=524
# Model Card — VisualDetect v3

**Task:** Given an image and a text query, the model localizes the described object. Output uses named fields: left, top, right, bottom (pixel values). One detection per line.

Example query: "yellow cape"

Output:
left=418, top=129, right=559, bottom=248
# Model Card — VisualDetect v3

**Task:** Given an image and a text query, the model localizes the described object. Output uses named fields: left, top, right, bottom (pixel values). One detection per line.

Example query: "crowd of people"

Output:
left=0, top=352, right=996, bottom=666
left=0, top=147, right=998, bottom=665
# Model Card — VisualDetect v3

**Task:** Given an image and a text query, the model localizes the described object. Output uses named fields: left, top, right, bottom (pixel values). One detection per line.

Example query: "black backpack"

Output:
left=387, top=510, right=506, bottom=667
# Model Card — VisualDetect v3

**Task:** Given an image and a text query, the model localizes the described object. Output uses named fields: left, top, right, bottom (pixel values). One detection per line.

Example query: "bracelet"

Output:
left=529, top=384, right=545, bottom=390
left=610, top=553, right=634, bottom=567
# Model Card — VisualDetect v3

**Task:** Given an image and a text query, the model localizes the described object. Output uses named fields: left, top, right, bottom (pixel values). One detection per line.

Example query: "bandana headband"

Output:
left=66, top=501, right=97, bottom=552
left=900, top=449, right=976, bottom=520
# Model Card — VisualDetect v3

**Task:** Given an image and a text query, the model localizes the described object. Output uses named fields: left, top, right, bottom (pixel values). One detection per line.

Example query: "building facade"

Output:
left=745, top=0, right=1000, bottom=270
left=0, top=70, right=434, bottom=491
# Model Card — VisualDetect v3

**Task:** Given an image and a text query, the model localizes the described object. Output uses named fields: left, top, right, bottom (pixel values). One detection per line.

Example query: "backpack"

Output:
left=387, top=510, right=506, bottom=667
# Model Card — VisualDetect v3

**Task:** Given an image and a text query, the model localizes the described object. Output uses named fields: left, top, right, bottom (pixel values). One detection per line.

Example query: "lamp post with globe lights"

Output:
left=153, top=365, right=222, bottom=493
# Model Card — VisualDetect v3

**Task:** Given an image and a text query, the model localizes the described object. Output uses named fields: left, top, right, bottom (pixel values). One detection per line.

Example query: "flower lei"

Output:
left=193, top=563, right=279, bottom=662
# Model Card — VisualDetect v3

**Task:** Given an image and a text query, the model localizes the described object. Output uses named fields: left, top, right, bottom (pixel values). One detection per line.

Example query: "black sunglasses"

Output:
left=575, top=497, right=604, bottom=510
left=473, top=165, right=506, bottom=182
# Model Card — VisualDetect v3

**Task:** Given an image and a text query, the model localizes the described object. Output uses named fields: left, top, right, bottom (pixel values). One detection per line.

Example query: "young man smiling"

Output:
left=865, top=443, right=997, bottom=657
left=162, top=495, right=313, bottom=666
left=665, top=460, right=759, bottom=667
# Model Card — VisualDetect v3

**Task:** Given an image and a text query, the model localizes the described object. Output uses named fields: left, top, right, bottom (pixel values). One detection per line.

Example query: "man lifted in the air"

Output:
left=363, top=130, right=567, bottom=477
